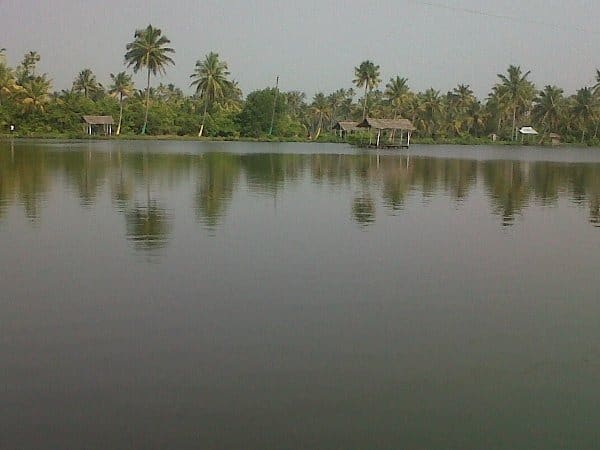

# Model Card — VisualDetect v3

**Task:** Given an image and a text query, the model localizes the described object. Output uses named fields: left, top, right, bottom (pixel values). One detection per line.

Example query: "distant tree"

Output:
left=109, top=71, right=134, bottom=135
left=19, top=74, right=52, bottom=113
left=72, top=68, right=99, bottom=99
left=532, top=85, right=565, bottom=134
left=385, top=77, right=410, bottom=115
left=190, top=52, right=232, bottom=136
left=571, top=87, right=596, bottom=142
left=353, top=60, right=381, bottom=119
left=237, top=88, right=287, bottom=137
left=310, top=92, right=330, bottom=139
left=495, top=65, right=536, bottom=140
left=124, top=24, right=175, bottom=134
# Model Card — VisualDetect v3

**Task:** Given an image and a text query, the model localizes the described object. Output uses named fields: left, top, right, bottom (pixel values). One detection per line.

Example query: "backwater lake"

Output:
left=1, top=140, right=599, bottom=449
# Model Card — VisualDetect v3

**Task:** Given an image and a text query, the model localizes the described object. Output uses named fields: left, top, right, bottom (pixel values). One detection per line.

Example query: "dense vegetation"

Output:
left=2, top=27, right=600, bottom=144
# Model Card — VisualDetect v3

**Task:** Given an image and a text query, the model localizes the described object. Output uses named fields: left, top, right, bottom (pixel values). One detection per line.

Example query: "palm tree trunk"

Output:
left=199, top=98, right=208, bottom=137
left=117, top=93, right=123, bottom=136
left=362, top=84, right=368, bottom=119
left=142, top=68, right=150, bottom=135
left=512, top=106, right=517, bottom=141
left=314, top=113, right=323, bottom=140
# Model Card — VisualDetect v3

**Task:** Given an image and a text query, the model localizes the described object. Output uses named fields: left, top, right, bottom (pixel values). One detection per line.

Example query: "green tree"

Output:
left=124, top=24, right=175, bottom=134
left=72, top=68, right=99, bottom=99
left=532, top=85, right=565, bottom=135
left=109, top=71, right=134, bottom=135
left=189, top=52, right=232, bottom=136
left=495, top=65, right=536, bottom=141
left=19, top=74, right=51, bottom=113
left=385, top=76, right=411, bottom=119
left=310, top=92, right=330, bottom=139
left=353, top=60, right=381, bottom=119
left=571, top=87, right=596, bottom=142
left=238, top=88, right=287, bottom=137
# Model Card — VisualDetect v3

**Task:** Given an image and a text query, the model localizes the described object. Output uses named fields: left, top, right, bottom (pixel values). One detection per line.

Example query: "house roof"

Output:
left=519, top=126, right=538, bottom=135
left=548, top=133, right=561, bottom=138
left=332, top=121, right=360, bottom=131
left=356, top=117, right=415, bottom=131
left=83, top=115, right=115, bottom=125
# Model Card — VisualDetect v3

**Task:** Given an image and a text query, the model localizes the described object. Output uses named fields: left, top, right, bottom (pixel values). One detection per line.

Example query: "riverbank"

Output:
left=1, top=132, right=599, bottom=148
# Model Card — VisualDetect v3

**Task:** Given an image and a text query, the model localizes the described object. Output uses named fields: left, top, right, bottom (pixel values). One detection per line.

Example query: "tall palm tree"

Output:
left=109, top=71, right=135, bottom=135
left=495, top=65, right=536, bottom=140
left=353, top=60, right=381, bottom=119
left=310, top=92, right=330, bottom=139
left=532, top=85, right=565, bottom=134
left=0, top=62, right=19, bottom=106
left=571, top=87, right=596, bottom=142
left=418, top=88, right=444, bottom=137
left=190, top=52, right=232, bottom=136
left=19, top=75, right=51, bottom=113
left=447, top=84, right=476, bottom=135
left=385, top=76, right=411, bottom=119
left=72, top=68, right=99, bottom=98
left=124, top=24, right=175, bottom=134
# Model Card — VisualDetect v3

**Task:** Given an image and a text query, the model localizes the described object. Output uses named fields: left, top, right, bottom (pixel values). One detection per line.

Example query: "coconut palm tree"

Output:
left=571, top=87, right=596, bottom=142
left=109, top=71, right=134, bottom=135
left=124, top=24, right=175, bottom=134
left=190, top=52, right=232, bottom=136
left=353, top=60, right=381, bottom=119
left=19, top=74, right=51, bottom=113
left=0, top=62, right=18, bottom=106
left=532, top=85, right=565, bottom=134
left=495, top=65, right=536, bottom=141
left=418, top=88, right=444, bottom=137
left=385, top=76, right=411, bottom=119
left=72, top=68, right=99, bottom=98
left=310, top=92, right=330, bottom=139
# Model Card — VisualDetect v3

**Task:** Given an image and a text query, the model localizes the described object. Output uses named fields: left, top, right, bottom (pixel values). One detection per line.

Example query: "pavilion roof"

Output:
left=356, top=117, right=415, bottom=131
left=332, top=121, right=360, bottom=131
left=83, top=115, right=115, bottom=125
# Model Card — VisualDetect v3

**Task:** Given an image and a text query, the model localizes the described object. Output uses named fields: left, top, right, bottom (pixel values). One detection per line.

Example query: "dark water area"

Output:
left=1, top=140, right=599, bottom=449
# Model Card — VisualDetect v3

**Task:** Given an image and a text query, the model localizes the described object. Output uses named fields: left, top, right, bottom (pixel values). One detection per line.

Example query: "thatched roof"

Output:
left=548, top=133, right=561, bottom=138
left=332, top=121, right=360, bottom=131
left=357, top=117, right=415, bottom=131
left=83, top=115, right=115, bottom=125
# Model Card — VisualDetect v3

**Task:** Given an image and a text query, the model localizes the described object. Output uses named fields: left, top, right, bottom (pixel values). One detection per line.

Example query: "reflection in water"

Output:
left=125, top=202, right=171, bottom=250
left=352, top=194, right=376, bottom=226
left=195, top=153, right=240, bottom=229
left=1, top=142, right=600, bottom=239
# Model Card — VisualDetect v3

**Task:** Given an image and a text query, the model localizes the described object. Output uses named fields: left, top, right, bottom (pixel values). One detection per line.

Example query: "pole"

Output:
left=268, top=76, right=279, bottom=136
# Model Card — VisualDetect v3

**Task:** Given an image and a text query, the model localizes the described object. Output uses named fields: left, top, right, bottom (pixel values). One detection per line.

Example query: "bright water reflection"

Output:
left=1, top=140, right=600, bottom=450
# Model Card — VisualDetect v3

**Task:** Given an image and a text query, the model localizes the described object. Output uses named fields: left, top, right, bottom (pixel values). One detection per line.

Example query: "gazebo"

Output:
left=356, top=118, right=416, bottom=148
left=332, top=121, right=360, bottom=138
left=83, top=115, right=115, bottom=136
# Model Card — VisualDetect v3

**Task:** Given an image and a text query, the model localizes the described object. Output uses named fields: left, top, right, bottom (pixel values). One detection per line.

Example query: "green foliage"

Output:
left=237, top=88, right=287, bottom=137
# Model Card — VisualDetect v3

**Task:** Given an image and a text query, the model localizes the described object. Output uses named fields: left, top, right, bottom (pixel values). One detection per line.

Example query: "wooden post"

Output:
left=376, top=129, right=381, bottom=148
left=407, top=131, right=411, bottom=147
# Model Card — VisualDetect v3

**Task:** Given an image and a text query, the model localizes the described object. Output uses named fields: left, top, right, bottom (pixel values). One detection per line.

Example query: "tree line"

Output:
left=2, top=25, right=600, bottom=143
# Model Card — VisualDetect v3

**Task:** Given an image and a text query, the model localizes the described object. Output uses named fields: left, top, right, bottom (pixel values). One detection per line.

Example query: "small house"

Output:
left=332, top=121, right=360, bottom=138
left=356, top=117, right=416, bottom=148
left=83, top=115, right=115, bottom=136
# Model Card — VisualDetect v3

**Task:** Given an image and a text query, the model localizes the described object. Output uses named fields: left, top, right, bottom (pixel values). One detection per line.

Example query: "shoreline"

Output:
left=2, top=134, right=598, bottom=148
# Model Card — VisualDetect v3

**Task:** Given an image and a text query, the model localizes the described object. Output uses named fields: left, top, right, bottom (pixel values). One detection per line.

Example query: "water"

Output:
left=1, top=140, right=599, bottom=450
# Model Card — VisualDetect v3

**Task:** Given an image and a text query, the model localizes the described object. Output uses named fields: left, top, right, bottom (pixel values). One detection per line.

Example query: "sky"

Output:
left=2, top=0, right=600, bottom=99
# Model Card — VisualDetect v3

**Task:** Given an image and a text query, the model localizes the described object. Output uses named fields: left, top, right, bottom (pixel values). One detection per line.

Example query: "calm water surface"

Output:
left=1, top=140, right=599, bottom=449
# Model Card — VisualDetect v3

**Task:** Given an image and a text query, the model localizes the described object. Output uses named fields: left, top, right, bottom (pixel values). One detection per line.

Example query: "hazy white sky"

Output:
left=2, top=0, right=599, bottom=99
